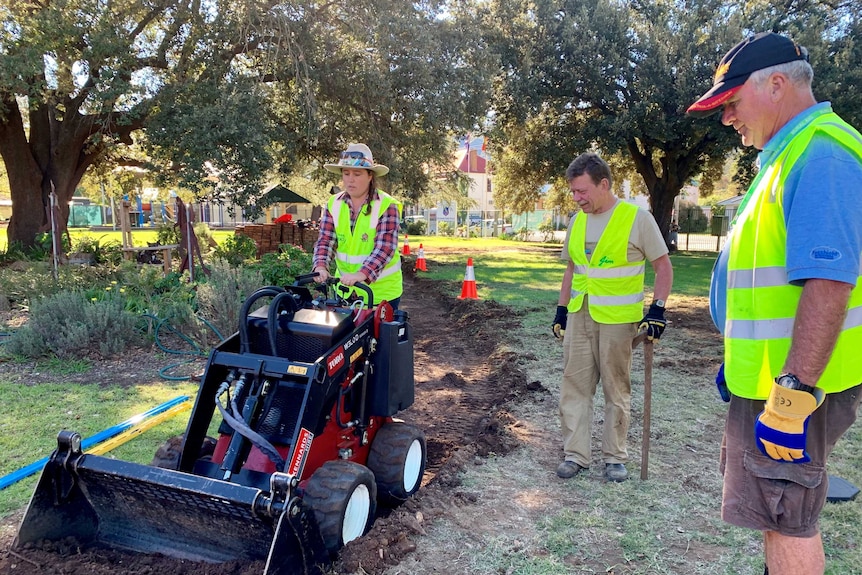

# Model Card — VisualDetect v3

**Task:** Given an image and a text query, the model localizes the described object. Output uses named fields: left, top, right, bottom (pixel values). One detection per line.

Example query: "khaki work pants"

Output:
left=560, top=308, right=636, bottom=468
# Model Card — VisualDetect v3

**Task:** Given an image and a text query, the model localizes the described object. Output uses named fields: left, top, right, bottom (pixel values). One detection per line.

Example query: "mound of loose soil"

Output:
left=0, top=272, right=542, bottom=575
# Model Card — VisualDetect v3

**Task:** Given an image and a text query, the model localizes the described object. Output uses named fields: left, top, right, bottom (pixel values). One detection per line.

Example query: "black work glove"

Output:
left=552, top=305, right=568, bottom=339
left=638, top=303, right=667, bottom=341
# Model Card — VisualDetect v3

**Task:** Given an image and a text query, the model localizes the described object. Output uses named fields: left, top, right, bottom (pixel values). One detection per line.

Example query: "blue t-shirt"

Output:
left=710, top=102, right=862, bottom=333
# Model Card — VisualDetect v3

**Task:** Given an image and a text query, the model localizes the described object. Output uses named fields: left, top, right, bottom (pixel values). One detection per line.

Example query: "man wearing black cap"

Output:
left=689, top=32, right=862, bottom=575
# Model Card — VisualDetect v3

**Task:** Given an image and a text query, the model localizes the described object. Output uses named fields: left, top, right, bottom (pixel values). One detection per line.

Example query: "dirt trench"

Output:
left=0, top=270, right=542, bottom=575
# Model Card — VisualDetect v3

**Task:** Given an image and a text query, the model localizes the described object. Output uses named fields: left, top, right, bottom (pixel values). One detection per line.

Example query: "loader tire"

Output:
left=151, top=434, right=216, bottom=470
left=367, top=422, right=426, bottom=506
left=303, top=460, right=377, bottom=554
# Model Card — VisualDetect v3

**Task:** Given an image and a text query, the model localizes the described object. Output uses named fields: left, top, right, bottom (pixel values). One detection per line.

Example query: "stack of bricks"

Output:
left=235, top=223, right=320, bottom=257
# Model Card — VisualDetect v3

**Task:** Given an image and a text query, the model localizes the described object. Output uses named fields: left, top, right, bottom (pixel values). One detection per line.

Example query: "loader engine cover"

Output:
left=247, top=306, right=355, bottom=362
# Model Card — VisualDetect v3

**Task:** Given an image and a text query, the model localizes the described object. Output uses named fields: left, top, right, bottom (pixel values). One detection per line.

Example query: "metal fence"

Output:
left=674, top=205, right=728, bottom=253
left=674, top=232, right=727, bottom=252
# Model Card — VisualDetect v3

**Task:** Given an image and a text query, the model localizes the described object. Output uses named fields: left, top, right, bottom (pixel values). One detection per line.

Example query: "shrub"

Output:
left=437, top=222, right=454, bottom=237
left=4, top=290, right=140, bottom=359
left=34, top=232, right=66, bottom=258
left=71, top=235, right=101, bottom=255
left=0, top=242, right=22, bottom=265
left=0, top=236, right=53, bottom=263
left=0, top=261, right=117, bottom=308
left=193, top=222, right=216, bottom=251
left=120, top=267, right=197, bottom=329
left=71, top=235, right=118, bottom=265
left=212, top=234, right=258, bottom=267
left=195, top=260, right=265, bottom=339
left=99, top=239, right=125, bottom=266
left=156, top=223, right=181, bottom=246
left=255, top=244, right=314, bottom=286
left=405, top=219, right=427, bottom=236
left=538, top=221, right=556, bottom=242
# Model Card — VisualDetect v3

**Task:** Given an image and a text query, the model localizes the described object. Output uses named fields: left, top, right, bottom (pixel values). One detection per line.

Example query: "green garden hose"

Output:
left=140, top=313, right=226, bottom=381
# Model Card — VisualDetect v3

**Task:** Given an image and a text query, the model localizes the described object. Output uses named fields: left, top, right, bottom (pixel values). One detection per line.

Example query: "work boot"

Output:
left=604, top=463, right=628, bottom=482
left=556, top=460, right=586, bottom=479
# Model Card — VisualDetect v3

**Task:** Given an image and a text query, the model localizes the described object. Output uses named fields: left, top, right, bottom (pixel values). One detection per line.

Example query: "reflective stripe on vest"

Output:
left=327, top=191, right=403, bottom=304
left=725, top=112, right=862, bottom=399
left=567, top=201, right=645, bottom=324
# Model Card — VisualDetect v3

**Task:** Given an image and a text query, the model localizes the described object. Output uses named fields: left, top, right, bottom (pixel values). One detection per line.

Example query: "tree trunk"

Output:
left=649, top=181, right=676, bottom=245
left=1, top=98, right=96, bottom=248
left=1, top=97, right=46, bottom=248
left=627, top=139, right=692, bottom=249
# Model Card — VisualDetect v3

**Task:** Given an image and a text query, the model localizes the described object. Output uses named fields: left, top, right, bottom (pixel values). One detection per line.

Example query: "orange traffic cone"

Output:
left=415, top=244, right=428, bottom=271
left=458, top=257, right=479, bottom=299
left=402, top=234, right=411, bottom=256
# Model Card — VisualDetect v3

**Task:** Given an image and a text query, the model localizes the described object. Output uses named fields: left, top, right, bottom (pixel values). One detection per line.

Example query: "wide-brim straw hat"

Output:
left=324, top=143, right=389, bottom=176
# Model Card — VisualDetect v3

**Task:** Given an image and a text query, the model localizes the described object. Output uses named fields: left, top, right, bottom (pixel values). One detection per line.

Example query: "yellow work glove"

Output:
left=754, top=381, right=825, bottom=463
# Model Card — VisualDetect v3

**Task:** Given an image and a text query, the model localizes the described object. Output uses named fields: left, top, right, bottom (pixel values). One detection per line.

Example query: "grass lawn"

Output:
left=406, top=235, right=716, bottom=306
left=0, top=227, right=237, bottom=253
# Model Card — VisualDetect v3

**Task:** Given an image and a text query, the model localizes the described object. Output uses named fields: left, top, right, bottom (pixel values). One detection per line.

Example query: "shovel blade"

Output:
left=15, top=452, right=327, bottom=574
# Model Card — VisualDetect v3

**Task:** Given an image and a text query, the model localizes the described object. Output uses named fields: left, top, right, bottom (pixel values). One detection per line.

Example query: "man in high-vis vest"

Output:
left=553, top=153, right=673, bottom=483
left=688, top=32, right=862, bottom=575
left=313, top=143, right=403, bottom=309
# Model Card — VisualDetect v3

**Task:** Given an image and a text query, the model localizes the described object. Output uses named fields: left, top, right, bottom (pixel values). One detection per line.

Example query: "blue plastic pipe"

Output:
left=0, top=395, right=190, bottom=490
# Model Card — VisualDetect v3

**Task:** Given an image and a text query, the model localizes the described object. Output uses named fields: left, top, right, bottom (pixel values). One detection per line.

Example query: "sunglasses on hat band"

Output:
left=338, top=151, right=373, bottom=168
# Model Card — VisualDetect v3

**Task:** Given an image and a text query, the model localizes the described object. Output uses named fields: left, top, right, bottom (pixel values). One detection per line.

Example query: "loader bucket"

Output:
left=14, top=431, right=328, bottom=575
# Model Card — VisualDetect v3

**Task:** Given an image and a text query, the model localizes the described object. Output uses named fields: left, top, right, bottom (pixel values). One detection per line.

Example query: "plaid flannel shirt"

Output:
left=313, top=190, right=400, bottom=282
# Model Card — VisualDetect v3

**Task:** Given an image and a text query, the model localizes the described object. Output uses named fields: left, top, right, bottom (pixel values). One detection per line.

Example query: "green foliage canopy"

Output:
left=483, top=0, right=862, bottom=240
left=0, top=1, right=493, bottom=246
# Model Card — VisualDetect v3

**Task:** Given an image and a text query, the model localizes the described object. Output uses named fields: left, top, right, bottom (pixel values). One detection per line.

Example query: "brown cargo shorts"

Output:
left=720, top=384, right=862, bottom=536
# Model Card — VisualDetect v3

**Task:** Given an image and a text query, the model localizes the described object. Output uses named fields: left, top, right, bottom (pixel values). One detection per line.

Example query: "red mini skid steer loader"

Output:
left=13, top=275, right=426, bottom=575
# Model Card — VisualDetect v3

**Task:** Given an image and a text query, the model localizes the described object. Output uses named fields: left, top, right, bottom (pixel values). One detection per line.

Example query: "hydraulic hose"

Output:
left=238, top=286, right=285, bottom=353
left=215, top=378, right=286, bottom=472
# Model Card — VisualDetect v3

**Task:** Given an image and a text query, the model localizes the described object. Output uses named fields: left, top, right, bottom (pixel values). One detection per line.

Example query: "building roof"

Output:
left=260, top=184, right=311, bottom=206
left=716, top=195, right=744, bottom=206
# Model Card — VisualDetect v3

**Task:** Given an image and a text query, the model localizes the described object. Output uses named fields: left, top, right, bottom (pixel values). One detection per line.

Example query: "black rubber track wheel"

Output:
left=366, top=422, right=427, bottom=506
left=303, top=460, right=377, bottom=554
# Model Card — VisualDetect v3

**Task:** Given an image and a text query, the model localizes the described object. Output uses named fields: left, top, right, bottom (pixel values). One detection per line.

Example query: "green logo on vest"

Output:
left=597, top=255, right=613, bottom=266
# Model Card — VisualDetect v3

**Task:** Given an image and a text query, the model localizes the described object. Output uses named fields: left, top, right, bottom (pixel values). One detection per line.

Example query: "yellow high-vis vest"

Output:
left=327, top=191, right=403, bottom=305
left=567, top=201, right=645, bottom=324
left=725, top=111, right=862, bottom=399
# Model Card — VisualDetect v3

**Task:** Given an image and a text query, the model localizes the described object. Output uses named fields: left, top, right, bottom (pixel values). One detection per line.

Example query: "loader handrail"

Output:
left=293, top=273, right=375, bottom=309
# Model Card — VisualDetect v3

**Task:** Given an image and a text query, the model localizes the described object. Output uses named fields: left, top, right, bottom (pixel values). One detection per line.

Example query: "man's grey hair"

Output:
left=565, top=152, right=613, bottom=188
left=750, top=59, right=814, bottom=88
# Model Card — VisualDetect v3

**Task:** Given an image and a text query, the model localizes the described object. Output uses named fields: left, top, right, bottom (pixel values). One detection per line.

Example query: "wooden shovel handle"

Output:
left=641, top=340, right=654, bottom=480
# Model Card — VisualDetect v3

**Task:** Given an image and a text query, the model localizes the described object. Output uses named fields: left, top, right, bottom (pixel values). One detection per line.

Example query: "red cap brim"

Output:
left=687, top=85, right=741, bottom=117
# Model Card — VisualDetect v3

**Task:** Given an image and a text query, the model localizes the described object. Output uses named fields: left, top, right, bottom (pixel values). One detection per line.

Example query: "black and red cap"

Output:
left=687, top=32, right=809, bottom=117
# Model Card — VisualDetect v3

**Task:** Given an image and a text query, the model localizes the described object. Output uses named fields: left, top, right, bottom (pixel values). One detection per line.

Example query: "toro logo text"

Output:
left=326, top=345, right=346, bottom=377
